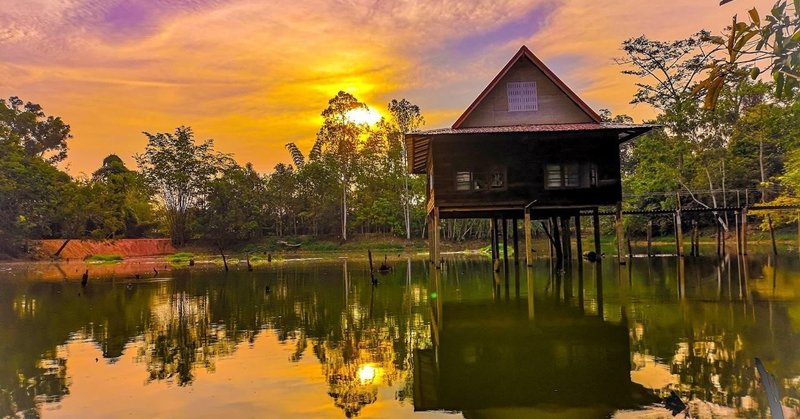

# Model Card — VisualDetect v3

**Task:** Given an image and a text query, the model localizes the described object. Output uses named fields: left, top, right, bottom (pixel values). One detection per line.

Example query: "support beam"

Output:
left=615, top=202, right=625, bottom=261
left=524, top=209, right=533, bottom=267
left=433, top=207, right=441, bottom=269
left=593, top=208, right=602, bottom=262
left=550, top=216, right=563, bottom=266
left=741, top=208, right=748, bottom=255
left=734, top=212, right=742, bottom=255
left=512, top=218, right=520, bottom=266
left=767, top=214, right=778, bottom=255
left=574, top=214, right=583, bottom=261
left=560, top=216, right=572, bottom=263
left=502, top=218, right=509, bottom=271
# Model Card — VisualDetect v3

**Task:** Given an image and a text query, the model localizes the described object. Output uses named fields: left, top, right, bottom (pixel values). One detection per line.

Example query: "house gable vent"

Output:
left=507, top=81, right=538, bottom=112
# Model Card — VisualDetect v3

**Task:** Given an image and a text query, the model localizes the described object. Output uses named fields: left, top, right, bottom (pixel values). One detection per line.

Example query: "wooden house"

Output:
left=405, top=46, right=657, bottom=266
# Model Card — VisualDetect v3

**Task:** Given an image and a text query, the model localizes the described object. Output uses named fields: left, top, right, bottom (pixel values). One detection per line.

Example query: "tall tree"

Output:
left=315, top=91, right=368, bottom=241
left=387, top=99, right=424, bottom=240
left=135, top=126, right=232, bottom=246
left=0, top=96, right=72, bottom=163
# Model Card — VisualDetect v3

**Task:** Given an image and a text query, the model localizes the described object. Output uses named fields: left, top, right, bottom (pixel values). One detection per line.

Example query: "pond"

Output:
left=1, top=253, right=799, bottom=418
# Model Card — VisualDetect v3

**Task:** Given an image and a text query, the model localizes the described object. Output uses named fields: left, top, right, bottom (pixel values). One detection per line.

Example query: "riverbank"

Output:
left=15, top=229, right=800, bottom=264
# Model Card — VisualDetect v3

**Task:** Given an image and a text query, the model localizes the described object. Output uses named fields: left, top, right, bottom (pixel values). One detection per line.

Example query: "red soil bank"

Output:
left=38, top=239, right=175, bottom=259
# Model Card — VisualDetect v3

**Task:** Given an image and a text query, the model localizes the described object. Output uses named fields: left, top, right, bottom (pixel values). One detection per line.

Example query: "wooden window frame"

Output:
left=544, top=162, right=597, bottom=190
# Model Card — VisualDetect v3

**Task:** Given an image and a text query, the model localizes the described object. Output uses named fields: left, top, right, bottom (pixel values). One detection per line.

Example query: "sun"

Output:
left=345, top=107, right=382, bottom=126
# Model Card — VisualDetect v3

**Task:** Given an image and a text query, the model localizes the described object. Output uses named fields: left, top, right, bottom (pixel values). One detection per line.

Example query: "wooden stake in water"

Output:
left=767, top=214, right=778, bottom=255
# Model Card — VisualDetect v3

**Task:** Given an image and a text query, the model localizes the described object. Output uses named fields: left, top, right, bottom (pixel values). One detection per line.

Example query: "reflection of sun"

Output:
left=345, top=107, right=381, bottom=125
left=357, top=363, right=379, bottom=384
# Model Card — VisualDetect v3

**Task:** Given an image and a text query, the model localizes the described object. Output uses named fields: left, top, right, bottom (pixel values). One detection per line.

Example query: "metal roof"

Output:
left=404, top=123, right=660, bottom=174
left=407, top=122, right=659, bottom=137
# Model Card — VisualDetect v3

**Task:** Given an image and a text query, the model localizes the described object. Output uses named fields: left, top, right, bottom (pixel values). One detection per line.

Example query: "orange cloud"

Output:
left=0, top=0, right=776, bottom=175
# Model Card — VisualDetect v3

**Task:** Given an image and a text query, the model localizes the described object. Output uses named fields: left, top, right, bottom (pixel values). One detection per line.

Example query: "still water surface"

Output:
left=1, top=254, right=799, bottom=418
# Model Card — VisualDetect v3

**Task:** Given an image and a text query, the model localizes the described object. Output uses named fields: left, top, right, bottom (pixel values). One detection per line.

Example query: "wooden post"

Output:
left=502, top=218, right=509, bottom=270
left=646, top=220, right=653, bottom=257
left=433, top=207, right=441, bottom=269
left=575, top=214, right=583, bottom=260
left=674, top=212, right=684, bottom=257
left=734, top=211, right=742, bottom=255
left=626, top=229, right=633, bottom=258
left=721, top=218, right=727, bottom=255
left=551, top=216, right=563, bottom=264
left=512, top=218, right=520, bottom=266
left=490, top=218, right=497, bottom=263
left=492, top=218, right=501, bottom=272
left=593, top=208, right=602, bottom=261
left=560, top=216, right=572, bottom=262
left=741, top=208, right=748, bottom=256
left=615, top=202, right=625, bottom=261
left=767, top=214, right=778, bottom=255
left=692, top=220, right=699, bottom=257
left=716, top=220, right=722, bottom=257
left=524, top=209, right=533, bottom=267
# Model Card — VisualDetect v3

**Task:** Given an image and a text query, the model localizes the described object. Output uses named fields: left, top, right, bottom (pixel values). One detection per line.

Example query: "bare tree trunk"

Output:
left=341, top=181, right=348, bottom=241
left=759, top=138, right=766, bottom=203
left=53, top=239, right=71, bottom=258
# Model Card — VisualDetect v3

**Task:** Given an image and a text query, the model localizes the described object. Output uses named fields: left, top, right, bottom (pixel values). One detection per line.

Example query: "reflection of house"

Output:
left=413, top=299, right=656, bottom=416
left=405, top=46, right=657, bottom=264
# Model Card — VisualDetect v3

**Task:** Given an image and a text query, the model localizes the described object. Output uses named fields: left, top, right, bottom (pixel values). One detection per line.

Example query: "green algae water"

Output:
left=1, top=254, right=799, bottom=418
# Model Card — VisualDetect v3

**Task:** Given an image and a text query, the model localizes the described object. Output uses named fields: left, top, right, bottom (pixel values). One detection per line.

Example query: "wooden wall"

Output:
left=430, top=133, right=623, bottom=210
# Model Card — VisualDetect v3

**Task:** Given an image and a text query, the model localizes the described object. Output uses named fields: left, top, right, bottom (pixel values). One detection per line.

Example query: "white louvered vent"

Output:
left=507, top=81, right=538, bottom=112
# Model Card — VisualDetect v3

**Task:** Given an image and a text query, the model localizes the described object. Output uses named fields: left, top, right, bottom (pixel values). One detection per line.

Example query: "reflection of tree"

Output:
left=138, top=292, right=218, bottom=385
left=627, top=256, right=800, bottom=417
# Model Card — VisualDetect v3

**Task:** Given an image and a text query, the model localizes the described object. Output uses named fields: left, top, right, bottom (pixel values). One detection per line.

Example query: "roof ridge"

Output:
left=451, top=45, right=601, bottom=129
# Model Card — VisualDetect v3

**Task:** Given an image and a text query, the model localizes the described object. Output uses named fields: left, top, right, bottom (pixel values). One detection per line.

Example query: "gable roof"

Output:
left=451, top=45, right=601, bottom=129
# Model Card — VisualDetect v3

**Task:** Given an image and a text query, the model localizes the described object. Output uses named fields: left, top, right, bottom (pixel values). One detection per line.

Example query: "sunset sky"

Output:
left=1, top=0, right=775, bottom=176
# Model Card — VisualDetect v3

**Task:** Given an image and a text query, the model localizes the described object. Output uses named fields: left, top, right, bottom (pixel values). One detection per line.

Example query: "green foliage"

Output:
left=698, top=1, right=800, bottom=107
left=135, top=126, right=233, bottom=246
left=0, top=96, right=72, bottom=163
left=198, top=163, right=267, bottom=247
left=0, top=140, right=75, bottom=254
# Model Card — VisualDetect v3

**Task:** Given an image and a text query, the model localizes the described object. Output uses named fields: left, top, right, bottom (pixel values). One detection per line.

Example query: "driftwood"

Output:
left=277, top=240, right=301, bottom=248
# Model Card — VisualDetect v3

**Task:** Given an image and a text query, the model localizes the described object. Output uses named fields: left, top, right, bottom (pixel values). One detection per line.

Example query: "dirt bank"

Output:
left=37, top=239, right=175, bottom=259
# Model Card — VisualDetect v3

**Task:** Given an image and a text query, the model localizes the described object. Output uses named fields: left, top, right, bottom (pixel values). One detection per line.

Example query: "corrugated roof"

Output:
left=407, top=122, right=659, bottom=137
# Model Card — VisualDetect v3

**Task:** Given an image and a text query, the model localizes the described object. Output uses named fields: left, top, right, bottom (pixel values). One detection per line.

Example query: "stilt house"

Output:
left=405, top=46, right=657, bottom=265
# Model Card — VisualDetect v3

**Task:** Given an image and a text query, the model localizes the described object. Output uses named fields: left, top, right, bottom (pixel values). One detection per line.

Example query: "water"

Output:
left=1, top=254, right=799, bottom=418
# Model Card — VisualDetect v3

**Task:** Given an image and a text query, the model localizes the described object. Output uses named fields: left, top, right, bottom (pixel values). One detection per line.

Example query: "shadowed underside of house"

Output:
left=405, top=45, right=657, bottom=266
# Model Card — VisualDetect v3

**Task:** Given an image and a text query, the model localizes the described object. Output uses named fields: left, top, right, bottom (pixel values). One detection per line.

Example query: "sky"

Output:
left=0, top=0, right=777, bottom=176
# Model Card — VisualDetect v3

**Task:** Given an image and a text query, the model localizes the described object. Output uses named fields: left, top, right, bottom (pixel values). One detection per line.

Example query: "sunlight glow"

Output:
left=357, top=363, right=377, bottom=384
left=345, top=107, right=382, bottom=126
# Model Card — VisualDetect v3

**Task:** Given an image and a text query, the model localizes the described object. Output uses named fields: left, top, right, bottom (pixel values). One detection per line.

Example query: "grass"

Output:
left=85, top=254, right=123, bottom=264
left=166, top=252, right=194, bottom=263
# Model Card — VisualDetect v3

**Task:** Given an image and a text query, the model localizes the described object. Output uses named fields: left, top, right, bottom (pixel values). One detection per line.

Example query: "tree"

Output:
left=135, top=126, right=232, bottom=246
left=315, top=91, right=368, bottom=241
left=199, top=163, right=267, bottom=259
left=0, top=96, right=72, bottom=163
left=0, top=141, right=71, bottom=255
left=387, top=99, right=425, bottom=240
left=88, top=155, right=157, bottom=238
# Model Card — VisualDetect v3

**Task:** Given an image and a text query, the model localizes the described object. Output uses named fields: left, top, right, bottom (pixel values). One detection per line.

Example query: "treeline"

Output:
left=0, top=93, right=434, bottom=255
left=2, top=1, right=799, bottom=255
left=614, top=1, right=800, bottom=235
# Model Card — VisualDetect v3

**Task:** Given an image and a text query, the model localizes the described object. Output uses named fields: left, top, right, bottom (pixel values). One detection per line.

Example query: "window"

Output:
left=507, top=81, right=538, bottom=112
left=545, top=163, right=597, bottom=189
left=455, top=172, right=472, bottom=191
left=455, top=168, right=506, bottom=192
